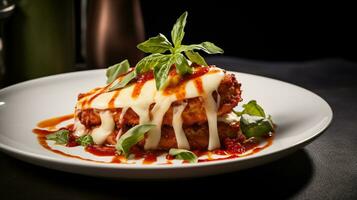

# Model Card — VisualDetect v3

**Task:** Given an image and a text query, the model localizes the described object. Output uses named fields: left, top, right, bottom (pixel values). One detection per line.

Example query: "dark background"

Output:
left=1, top=1, right=356, bottom=87
left=140, top=2, right=356, bottom=61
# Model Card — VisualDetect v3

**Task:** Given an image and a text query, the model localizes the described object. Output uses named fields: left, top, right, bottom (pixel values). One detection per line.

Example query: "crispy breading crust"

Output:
left=105, top=122, right=245, bottom=150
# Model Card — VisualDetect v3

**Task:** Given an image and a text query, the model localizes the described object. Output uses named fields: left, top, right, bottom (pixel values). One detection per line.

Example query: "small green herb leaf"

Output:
left=137, top=33, right=173, bottom=54
left=169, top=148, right=198, bottom=163
left=116, top=124, right=156, bottom=157
left=136, top=53, right=170, bottom=73
left=235, top=100, right=274, bottom=137
left=178, top=42, right=224, bottom=54
left=200, top=41, right=224, bottom=54
left=109, top=70, right=136, bottom=91
left=75, top=135, right=94, bottom=146
left=240, top=114, right=273, bottom=137
left=184, top=50, right=208, bottom=66
left=46, top=129, right=69, bottom=145
left=171, top=11, right=188, bottom=48
left=153, top=56, right=175, bottom=90
left=241, top=100, right=266, bottom=117
left=106, top=59, right=130, bottom=84
left=173, top=53, right=193, bottom=75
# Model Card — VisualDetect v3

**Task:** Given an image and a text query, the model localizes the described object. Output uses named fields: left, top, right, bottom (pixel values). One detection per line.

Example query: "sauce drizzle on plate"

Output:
left=33, top=114, right=274, bottom=165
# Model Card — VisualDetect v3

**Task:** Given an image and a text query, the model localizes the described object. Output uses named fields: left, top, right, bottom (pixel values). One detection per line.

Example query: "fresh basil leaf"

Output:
left=46, top=129, right=69, bottom=145
left=171, top=11, right=188, bottom=47
left=136, top=53, right=169, bottom=73
left=116, top=124, right=156, bottom=157
left=200, top=42, right=224, bottom=54
left=169, top=148, right=198, bottom=163
left=174, top=53, right=193, bottom=74
left=241, top=100, right=266, bottom=117
left=153, top=55, right=175, bottom=90
left=109, top=70, right=136, bottom=91
left=106, top=59, right=130, bottom=84
left=177, top=42, right=224, bottom=54
left=237, top=100, right=274, bottom=137
left=240, top=114, right=273, bottom=137
left=137, top=33, right=173, bottom=54
left=184, top=50, right=208, bottom=66
left=75, top=135, right=94, bottom=146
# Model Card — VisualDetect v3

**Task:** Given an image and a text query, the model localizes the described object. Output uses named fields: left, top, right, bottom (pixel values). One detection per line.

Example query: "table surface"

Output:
left=0, top=57, right=356, bottom=199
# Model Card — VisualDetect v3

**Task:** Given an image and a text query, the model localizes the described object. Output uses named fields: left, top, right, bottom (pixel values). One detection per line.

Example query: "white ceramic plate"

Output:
left=0, top=70, right=332, bottom=179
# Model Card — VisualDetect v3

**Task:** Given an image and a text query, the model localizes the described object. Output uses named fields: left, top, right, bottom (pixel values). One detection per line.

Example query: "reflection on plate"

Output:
left=0, top=70, right=332, bottom=179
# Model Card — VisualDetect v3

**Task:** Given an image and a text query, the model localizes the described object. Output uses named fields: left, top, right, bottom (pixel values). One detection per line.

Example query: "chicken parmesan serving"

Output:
left=33, top=12, right=274, bottom=164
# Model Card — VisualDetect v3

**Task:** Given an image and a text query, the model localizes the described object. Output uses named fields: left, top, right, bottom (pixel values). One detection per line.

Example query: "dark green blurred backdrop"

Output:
left=1, top=1, right=356, bottom=87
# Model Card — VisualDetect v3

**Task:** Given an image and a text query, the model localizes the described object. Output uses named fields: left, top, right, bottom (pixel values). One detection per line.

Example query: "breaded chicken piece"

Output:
left=76, top=73, right=241, bottom=128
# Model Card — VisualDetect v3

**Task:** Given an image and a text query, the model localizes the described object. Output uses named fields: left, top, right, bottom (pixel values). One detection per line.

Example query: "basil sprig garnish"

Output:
left=108, top=11, right=223, bottom=91
left=169, top=148, right=198, bottom=163
left=115, top=124, right=156, bottom=157
left=234, top=100, right=274, bottom=138
left=46, top=129, right=69, bottom=145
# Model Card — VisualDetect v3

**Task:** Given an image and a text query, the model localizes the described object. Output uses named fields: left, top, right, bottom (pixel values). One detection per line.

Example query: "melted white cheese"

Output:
left=76, top=68, right=224, bottom=110
left=216, top=92, right=221, bottom=110
left=218, top=112, right=240, bottom=124
left=145, top=96, right=176, bottom=149
left=91, top=111, right=115, bottom=144
left=204, top=93, right=221, bottom=150
left=115, top=107, right=128, bottom=140
left=131, top=105, right=150, bottom=124
left=172, top=103, right=190, bottom=149
left=76, top=67, right=225, bottom=150
left=119, top=107, right=128, bottom=124
left=73, top=119, right=87, bottom=137
left=241, top=114, right=265, bottom=123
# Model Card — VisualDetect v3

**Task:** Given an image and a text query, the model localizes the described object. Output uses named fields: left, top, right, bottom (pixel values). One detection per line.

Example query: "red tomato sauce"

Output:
left=85, top=145, right=116, bottom=156
left=132, top=71, right=155, bottom=98
left=37, top=114, right=74, bottom=129
left=108, top=90, right=121, bottom=109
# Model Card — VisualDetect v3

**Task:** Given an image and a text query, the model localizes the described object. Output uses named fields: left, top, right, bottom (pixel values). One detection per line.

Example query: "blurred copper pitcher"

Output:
left=86, top=0, right=144, bottom=68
